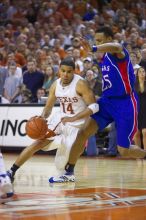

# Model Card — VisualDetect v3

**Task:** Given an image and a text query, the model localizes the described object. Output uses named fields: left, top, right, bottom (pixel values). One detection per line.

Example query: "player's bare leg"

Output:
left=15, top=139, right=51, bottom=166
left=133, top=130, right=141, bottom=148
left=7, top=139, right=52, bottom=182
left=118, top=145, right=146, bottom=158
left=68, top=118, right=98, bottom=164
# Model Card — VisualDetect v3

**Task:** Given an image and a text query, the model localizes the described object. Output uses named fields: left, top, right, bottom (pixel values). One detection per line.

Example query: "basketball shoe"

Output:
left=0, top=174, right=14, bottom=198
left=49, top=172, right=75, bottom=183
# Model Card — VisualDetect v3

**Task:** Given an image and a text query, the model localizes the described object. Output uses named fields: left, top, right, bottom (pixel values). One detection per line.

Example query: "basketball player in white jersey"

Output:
left=7, top=57, right=99, bottom=183
left=0, top=151, right=13, bottom=198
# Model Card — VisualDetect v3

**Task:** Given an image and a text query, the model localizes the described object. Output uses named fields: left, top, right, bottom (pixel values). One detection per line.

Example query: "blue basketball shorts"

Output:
left=91, top=93, right=138, bottom=148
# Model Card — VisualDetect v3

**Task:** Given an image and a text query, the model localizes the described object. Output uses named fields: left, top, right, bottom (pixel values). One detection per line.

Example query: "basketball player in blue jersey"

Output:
left=51, top=26, right=146, bottom=183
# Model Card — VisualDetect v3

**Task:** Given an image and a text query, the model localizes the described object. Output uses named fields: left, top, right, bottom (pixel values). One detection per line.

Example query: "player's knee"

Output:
left=30, top=139, right=47, bottom=151
left=118, top=146, right=129, bottom=157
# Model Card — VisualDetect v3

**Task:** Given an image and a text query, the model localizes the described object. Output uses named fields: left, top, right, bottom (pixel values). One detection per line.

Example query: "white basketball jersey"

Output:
left=55, top=74, right=87, bottom=126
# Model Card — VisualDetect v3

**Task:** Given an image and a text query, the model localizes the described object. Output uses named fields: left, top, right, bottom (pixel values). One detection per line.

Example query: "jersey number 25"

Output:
left=102, top=74, right=112, bottom=91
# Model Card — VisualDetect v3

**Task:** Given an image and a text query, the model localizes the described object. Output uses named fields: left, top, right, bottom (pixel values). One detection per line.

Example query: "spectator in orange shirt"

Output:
left=53, top=39, right=66, bottom=59
left=72, top=37, right=88, bottom=58
left=58, top=1, right=73, bottom=22
left=4, top=43, right=26, bottom=67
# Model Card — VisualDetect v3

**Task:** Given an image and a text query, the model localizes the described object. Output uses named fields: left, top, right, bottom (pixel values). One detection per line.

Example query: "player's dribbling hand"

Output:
left=61, top=117, right=75, bottom=125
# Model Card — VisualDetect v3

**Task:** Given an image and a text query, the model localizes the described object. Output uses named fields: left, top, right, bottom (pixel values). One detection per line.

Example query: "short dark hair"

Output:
left=60, top=57, right=75, bottom=69
left=96, top=26, right=114, bottom=39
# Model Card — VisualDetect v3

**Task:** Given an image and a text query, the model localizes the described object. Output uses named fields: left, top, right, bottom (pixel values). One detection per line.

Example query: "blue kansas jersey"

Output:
left=101, top=47, right=135, bottom=97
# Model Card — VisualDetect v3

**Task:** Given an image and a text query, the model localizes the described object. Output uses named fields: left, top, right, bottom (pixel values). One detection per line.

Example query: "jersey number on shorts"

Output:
left=62, top=103, right=74, bottom=114
left=102, top=74, right=112, bottom=91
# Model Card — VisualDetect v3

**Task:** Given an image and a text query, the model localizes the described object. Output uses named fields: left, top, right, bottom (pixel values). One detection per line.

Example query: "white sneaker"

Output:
left=49, top=173, right=75, bottom=183
left=0, top=174, right=14, bottom=198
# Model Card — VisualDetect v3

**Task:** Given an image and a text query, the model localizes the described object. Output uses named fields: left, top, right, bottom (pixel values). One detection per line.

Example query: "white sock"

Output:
left=0, top=153, right=7, bottom=175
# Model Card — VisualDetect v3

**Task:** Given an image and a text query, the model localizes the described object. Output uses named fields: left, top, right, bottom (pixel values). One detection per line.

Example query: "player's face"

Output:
left=95, top=33, right=111, bottom=45
left=60, top=65, right=74, bottom=85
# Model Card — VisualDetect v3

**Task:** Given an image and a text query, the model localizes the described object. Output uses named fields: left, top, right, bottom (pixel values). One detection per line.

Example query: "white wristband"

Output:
left=88, top=103, right=99, bottom=114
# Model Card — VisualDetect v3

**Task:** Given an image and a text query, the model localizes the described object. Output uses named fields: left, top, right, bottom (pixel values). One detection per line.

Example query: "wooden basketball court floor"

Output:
left=1, top=153, right=146, bottom=220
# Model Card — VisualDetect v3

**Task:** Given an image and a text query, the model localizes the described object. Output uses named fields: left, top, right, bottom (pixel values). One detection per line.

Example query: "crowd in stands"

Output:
left=0, top=0, right=146, bottom=154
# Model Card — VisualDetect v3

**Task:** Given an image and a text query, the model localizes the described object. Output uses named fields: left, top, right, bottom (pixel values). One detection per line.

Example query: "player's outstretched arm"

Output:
left=93, top=42, right=125, bottom=58
left=41, top=81, right=57, bottom=119
left=80, top=37, right=125, bottom=59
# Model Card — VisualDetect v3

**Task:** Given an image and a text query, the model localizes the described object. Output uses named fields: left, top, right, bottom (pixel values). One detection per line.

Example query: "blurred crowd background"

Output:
left=0, top=0, right=146, bottom=155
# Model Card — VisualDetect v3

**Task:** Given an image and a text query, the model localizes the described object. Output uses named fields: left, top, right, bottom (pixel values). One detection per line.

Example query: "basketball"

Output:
left=25, top=116, right=48, bottom=139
